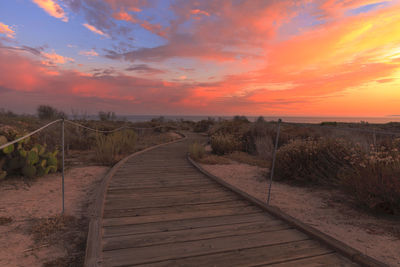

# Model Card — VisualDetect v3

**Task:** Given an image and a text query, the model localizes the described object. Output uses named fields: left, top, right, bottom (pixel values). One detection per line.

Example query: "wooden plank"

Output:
left=103, top=200, right=250, bottom=218
left=105, top=186, right=226, bottom=198
left=103, top=213, right=275, bottom=237
left=264, top=253, right=358, bottom=266
left=140, top=240, right=332, bottom=267
left=106, top=184, right=223, bottom=195
left=102, top=229, right=309, bottom=266
left=105, top=189, right=233, bottom=201
left=104, top=193, right=240, bottom=209
left=107, top=179, right=213, bottom=189
left=103, top=220, right=289, bottom=251
left=103, top=205, right=261, bottom=226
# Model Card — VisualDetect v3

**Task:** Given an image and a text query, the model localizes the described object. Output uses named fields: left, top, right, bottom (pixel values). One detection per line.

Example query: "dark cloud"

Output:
left=125, top=64, right=166, bottom=74
left=0, top=45, right=45, bottom=56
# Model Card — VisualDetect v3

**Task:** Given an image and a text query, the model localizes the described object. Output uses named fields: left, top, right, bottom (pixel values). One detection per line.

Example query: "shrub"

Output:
left=275, top=138, right=354, bottom=185
left=94, top=130, right=137, bottom=165
left=339, top=146, right=400, bottom=214
left=210, top=133, right=241, bottom=155
left=209, top=119, right=253, bottom=153
left=188, top=142, right=205, bottom=160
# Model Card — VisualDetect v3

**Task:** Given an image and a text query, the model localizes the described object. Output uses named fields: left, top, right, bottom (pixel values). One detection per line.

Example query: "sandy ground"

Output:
left=0, top=166, right=108, bottom=267
left=201, top=162, right=400, bottom=267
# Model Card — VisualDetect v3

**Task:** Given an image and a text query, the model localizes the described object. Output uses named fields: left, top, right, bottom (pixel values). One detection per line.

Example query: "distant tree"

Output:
left=256, top=116, right=265, bottom=123
left=233, top=115, right=249, bottom=123
left=37, top=105, right=67, bottom=120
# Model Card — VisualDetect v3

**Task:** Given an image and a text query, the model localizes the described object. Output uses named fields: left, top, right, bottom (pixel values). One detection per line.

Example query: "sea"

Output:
left=117, top=115, right=400, bottom=124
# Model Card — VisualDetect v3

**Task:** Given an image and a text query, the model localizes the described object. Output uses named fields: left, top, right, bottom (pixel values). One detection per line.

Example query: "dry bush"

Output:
left=210, top=133, right=241, bottom=155
left=94, top=130, right=137, bottom=165
left=188, top=142, right=205, bottom=160
left=209, top=119, right=253, bottom=153
left=275, top=138, right=354, bottom=185
left=339, top=146, right=400, bottom=214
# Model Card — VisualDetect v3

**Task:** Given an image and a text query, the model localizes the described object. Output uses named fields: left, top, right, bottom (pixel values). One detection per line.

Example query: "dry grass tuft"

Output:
left=188, top=142, right=205, bottom=160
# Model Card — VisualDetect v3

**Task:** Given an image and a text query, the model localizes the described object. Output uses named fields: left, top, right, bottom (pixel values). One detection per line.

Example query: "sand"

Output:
left=201, top=162, right=400, bottom=267
left=0, top=166, right=108, bottom=267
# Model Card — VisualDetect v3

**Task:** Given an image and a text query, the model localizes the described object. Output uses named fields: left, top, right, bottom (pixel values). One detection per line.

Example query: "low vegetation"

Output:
left=94, top=130, right=137, bottom=165
left=191, top=115, right=400, bottom=215
left=188, top=142, right=205, bottom=160
left=0, top=106, right=182, bottom=178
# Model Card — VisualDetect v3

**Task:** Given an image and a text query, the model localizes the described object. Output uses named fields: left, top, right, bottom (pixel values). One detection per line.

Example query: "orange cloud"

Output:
left=32, top=0, right=68, bottom=22
left=83, top=23, right=109, bottom=37
left=0, top=22, right=15, bottom=39
left=42, top=50, right=74, bottom=65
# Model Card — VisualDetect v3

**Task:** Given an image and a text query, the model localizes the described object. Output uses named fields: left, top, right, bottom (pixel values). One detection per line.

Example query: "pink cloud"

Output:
left=83, top=23, right=109, bottom=37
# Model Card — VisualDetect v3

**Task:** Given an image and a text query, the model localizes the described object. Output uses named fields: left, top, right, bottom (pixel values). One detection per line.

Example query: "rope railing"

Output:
left=0, top=118, right=164, bottom=214
left=0, top=119, right=63, bottom=150
left=64, top=119, right=163, bottom=132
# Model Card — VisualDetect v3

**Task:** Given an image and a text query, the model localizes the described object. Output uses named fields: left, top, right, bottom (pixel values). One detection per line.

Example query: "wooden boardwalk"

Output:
left=93, top=134, right=363, bottom=266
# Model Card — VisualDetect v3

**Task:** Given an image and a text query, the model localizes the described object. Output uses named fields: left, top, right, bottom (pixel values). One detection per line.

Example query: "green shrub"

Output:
left=210, top=133, right=241, bottom=155
left=188, top=142, right=205, bottom=160
left=275, top=138, right=354, bottom=185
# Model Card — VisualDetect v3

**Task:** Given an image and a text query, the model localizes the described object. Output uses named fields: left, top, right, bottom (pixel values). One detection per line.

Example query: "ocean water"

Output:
left=122, top=115, right=400, bottom=124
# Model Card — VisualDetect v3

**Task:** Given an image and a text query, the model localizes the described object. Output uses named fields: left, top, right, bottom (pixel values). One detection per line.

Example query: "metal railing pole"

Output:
left=62, top=118, right=65, bottom=214
left=267, top=119, right=281, bottom=205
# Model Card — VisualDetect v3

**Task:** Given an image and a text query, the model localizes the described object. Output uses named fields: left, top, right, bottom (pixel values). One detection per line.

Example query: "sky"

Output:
left=0, top=0, right=400, bottom=116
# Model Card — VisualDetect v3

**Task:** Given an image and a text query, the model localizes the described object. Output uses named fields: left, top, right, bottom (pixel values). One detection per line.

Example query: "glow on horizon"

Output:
left=0, top=0, right=399, bottom=116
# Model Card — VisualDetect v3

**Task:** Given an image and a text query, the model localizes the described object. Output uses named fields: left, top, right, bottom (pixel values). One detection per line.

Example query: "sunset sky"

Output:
left=1, top=0, right=400, bottom=116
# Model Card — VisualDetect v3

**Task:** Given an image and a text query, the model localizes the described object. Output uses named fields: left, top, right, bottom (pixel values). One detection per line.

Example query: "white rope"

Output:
left=0, top=119, right=63, bottom=150
left=65, top=120, right=127, bottom=133
left=65, top=119, right=162, bottom=133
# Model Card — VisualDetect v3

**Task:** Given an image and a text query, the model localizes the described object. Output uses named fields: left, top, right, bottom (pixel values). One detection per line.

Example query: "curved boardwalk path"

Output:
left=97, top=133, right=359, bottom=266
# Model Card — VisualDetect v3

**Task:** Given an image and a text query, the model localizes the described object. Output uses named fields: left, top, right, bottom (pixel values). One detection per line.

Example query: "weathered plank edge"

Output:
left=187, top=155, right=388, bottom=267
left=84, top=133, right=186, bottom=267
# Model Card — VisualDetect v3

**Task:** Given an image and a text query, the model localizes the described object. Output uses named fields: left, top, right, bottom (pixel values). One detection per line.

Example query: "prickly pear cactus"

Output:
left=0, top=132, right=59, bottom=179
